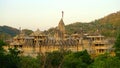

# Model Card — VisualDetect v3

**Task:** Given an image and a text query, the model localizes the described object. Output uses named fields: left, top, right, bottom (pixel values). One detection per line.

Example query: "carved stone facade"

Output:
left=7, top=12, right=113, bottom=57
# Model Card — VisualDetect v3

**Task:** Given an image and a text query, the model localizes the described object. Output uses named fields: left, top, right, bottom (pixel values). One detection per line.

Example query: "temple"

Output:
left=6, top=11, right=114, bottom=57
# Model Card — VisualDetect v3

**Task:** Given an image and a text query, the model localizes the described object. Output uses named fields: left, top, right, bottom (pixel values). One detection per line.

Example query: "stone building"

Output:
left=7, top=12, right=113, bottom=57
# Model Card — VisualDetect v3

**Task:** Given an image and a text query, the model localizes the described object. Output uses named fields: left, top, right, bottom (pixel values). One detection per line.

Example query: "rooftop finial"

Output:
left=19, top=27, right=22, bottom=33
left=62, top=11, right=64, bottom=19
left=19, top=27, right=21, bottom=30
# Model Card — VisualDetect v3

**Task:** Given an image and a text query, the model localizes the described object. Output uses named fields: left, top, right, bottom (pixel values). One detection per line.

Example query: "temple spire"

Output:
left=19, top=27, right=22, bottom=33
left=62, top=11, right=64, bottom=19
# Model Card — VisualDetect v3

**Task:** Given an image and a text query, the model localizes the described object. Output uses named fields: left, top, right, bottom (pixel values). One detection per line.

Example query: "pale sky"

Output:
left=0, top=0, right=120, bottom=31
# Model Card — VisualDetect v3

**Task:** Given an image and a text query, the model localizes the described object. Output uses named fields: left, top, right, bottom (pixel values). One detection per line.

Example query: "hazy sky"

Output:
left=0, top=0, right=120, bottom=31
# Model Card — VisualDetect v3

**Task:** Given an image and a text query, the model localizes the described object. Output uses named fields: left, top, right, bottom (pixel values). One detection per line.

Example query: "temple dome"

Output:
left=30, top=29, right=45, bottom=36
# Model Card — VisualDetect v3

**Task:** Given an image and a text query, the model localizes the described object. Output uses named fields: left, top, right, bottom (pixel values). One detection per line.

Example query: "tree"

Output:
left=62, top=50, right=92, bottom=68
left=18, top=56, right=40, bottom=68
left=0, top=40, right=6, bottom=68
left=114, top=32, right=120, bottom=58
left=0, top=40, right=6, bottom=55
left=45, top=51, right=64, bottom=68
left=3, top=48, right=20, bottom=68
left=0, top=40, right=21, bottom=68
left=90, top=53, right=120, bottom=68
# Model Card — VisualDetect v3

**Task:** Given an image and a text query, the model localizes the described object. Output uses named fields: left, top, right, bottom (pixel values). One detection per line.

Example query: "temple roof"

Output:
left=13, top=30, right=26, bottom=39
left=10, top=41, right=22, bottom=45
left=57, top=18, right=65, bottom=33
left=30, top=29, right=45, bottom=36
left=58, top=18, right=65, bottom=28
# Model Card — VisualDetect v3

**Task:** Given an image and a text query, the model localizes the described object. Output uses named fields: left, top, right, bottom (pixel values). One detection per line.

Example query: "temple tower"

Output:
left=54, top=11, right=66, bottom=40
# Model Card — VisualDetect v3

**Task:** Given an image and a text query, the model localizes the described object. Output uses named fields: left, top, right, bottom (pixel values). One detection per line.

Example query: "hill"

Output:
left=0, top=26, right=19, bottom=40
left=91, top=11, right=120, bottom=37
left=46, top=11, right=120, bottom=37
left=0, top=11, right=120, bottom=39
left=0, top=26, right=33, bottom=40
left=98, top=11, right=120, bottom=27
left=0, top=26, right=19, bottom=36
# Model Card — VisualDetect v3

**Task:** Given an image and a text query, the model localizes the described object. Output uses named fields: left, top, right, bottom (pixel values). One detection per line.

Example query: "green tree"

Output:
left=0, top=40, right=21, bottom=68
left=18, top=56, right=40, bottom=68
left=0, top=40, right=7, bottom=68
left=62, top=50, right=92, bottom=68
left=4, top=48, right=20, bottom=68
left=45, top=51, right=64, bottom=68
left=90, top=53, right=120, bottom=68
left=0, top=40, right=6, bottom=55
left=114, top=32, right=120, bottom=58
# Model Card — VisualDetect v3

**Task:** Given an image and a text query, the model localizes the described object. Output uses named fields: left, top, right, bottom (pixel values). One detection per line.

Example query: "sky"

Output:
left=0, top=0, right=120, bottom=31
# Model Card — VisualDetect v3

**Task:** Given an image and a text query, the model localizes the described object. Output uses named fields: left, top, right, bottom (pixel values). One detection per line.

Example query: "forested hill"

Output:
left=46, top=11, right=120, bottom=37
left=89, top=11, right=120, bottom=37
left=0, top=25, right=19, bottom=36
left=98, top=11, right=120, bottom=27
left=0, top=26, right=19, bottom=40
left=0, top=11, right=120, bottom=40
left=0, top=25, right=33, bottom=40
